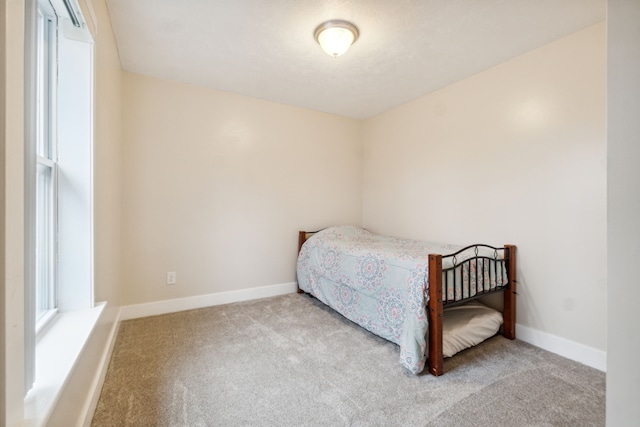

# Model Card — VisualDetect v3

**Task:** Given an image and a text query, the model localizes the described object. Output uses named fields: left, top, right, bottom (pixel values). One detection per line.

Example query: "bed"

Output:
left=296, top=226, right=516, bottom=376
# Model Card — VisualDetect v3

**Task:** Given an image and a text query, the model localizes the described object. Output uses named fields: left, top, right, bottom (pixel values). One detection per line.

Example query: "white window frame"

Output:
left=34, top=0, right=59, bottom=332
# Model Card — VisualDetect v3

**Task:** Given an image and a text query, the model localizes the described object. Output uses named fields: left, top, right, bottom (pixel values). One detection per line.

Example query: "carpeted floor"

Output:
left=91, top=294, right=605, bottom=426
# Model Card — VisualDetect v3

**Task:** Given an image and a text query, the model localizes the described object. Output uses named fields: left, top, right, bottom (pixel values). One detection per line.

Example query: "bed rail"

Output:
left=441, top=244, right=510, bottom=306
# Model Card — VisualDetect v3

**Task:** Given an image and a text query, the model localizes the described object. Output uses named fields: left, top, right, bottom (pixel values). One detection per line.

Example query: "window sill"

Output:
left=24, top=302, right=106, bottom=427
left=35, top=308, right=58, bottom=335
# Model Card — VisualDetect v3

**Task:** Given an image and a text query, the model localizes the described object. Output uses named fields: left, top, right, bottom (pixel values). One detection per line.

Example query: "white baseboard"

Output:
left=516, top=323, right=606, bottom=372
left=121, top=282, right=298, bottom=320
left=81, top=306, right=122, bottom=427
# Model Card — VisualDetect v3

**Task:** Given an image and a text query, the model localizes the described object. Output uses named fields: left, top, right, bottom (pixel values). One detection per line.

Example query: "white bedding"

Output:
left=442, top=301, right=503, bottom=358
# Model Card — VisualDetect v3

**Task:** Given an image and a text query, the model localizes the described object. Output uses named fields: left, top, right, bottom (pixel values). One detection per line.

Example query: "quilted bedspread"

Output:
left=296, top=225, right=463, bottom=374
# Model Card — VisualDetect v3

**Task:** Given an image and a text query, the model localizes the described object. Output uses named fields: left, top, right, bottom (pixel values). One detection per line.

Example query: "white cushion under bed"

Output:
left=442, top=301, right=504, bottom=358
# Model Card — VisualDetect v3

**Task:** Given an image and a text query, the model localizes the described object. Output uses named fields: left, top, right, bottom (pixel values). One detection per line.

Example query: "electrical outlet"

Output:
left=166, top=272, right=177, bottom=285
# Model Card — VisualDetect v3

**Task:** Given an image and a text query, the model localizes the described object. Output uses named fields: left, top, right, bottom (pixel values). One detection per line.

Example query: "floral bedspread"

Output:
left=296, top=225, right=463, bottom=374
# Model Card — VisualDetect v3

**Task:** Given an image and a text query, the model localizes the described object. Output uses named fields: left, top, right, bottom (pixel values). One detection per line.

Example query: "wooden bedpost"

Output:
left=298, top=231, right=307, bottom=255
left=428, top=254, right=444, bottom=376
left=503, top=245, right=517, bottom=340
left=297, top=231, right=308, bottom=294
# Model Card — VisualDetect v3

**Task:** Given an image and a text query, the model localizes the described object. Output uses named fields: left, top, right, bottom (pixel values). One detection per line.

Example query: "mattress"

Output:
left=442, top=301, right=503, bottom=358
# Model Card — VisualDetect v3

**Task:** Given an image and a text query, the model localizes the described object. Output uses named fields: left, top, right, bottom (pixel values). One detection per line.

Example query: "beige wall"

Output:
left=607, top=0, right=640, bottom=423
left=0, top=0, right=5, bottom=420
left=3, top=0, right=26, bottom=425
left=91, top=0, right=123, bottom=308
left=121, top=73, right=362, bottom=305
left=362, top=23, right=606, bottom=351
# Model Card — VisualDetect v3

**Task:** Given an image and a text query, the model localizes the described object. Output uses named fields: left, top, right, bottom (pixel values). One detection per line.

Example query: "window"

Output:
left=25, top=0, right=94, bottom=397
left=31, top=0, right=94, bottom=330
left=35, top=0, right=58, bottom=330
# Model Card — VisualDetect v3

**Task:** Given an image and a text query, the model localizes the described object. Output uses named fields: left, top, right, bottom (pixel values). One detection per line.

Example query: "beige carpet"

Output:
left=91, top=294, right=605, bottom=426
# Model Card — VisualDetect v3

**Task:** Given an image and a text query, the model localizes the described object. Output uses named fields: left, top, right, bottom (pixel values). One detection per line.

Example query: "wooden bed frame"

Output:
left=297, top=230, right=517, bottom=376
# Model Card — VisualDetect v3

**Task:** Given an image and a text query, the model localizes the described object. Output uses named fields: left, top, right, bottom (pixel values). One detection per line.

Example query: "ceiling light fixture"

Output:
left=314, top=20, right=359, bottom=58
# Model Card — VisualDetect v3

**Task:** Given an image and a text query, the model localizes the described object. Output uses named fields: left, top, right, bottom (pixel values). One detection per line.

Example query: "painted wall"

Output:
left=121, top=73, right=362, bottom=305
left=91, top=0, right=123, bottom=309
left=2, top=0, right=26, bottom=425
left=0, top=0, right=5, bottom=421
left=607, top=0, right=640, bottom=424
left=362, top=24, right=606, bottom=354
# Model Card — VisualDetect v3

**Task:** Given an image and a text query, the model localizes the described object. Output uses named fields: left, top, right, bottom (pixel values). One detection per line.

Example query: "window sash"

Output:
left=35, top=1, right=58, bottom=330
left=35, top=160, right=56, bottom=325
left=36, top=5, right=55, bottom=160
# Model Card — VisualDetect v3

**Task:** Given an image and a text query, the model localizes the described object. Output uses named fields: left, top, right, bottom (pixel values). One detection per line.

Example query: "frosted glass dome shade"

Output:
left=314, top=20, right=359, bottom=58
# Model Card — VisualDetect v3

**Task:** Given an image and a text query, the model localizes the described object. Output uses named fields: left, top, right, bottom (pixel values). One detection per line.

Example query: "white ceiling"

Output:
left=105, top=0, right=605, bottom=119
